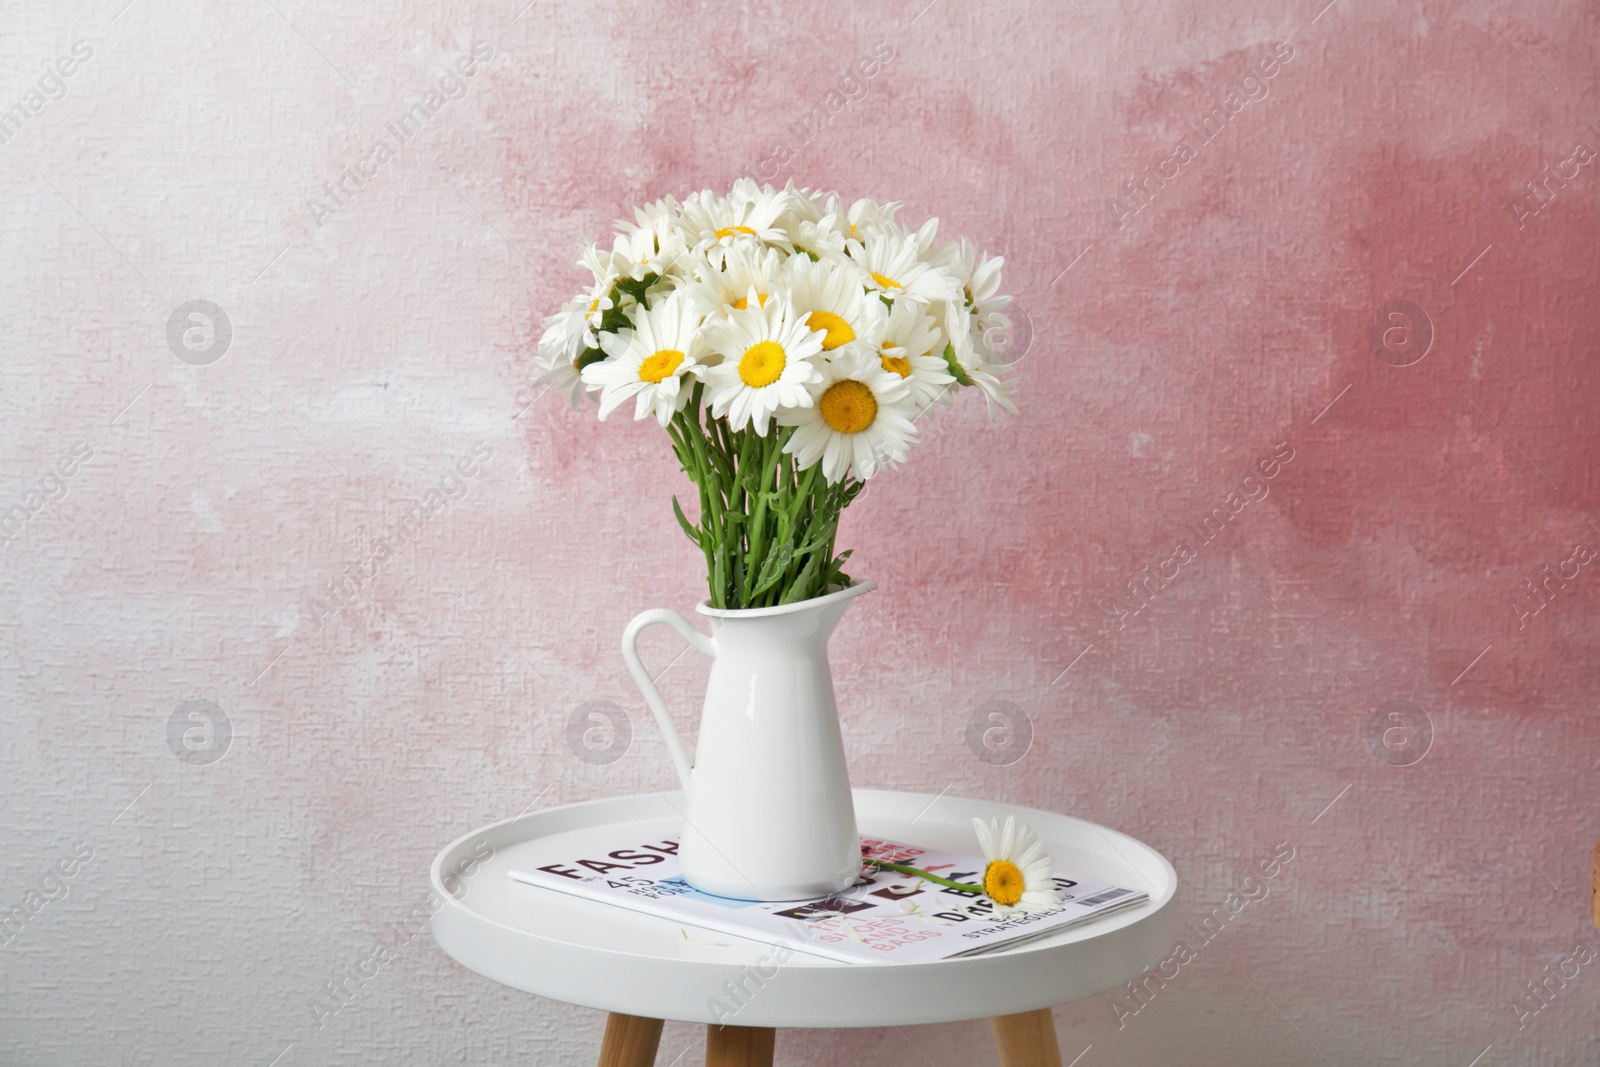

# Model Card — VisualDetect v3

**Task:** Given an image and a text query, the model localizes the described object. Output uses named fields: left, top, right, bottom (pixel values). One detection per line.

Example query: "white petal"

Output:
left=596, top=381, right=641, bottom=421
left=972, top=817, right=996, bottom=860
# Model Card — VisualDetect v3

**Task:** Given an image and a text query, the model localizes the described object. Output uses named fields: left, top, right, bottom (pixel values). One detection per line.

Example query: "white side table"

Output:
left=431, top=789, right=1177, bottom=1066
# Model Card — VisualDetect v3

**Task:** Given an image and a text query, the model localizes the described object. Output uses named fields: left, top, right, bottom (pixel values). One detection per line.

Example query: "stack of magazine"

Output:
left=510, top=833, right=1148, bottom=964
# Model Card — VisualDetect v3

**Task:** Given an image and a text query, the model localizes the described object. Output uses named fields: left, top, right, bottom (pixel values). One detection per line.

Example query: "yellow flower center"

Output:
left=870, top=271, right=902, bottom=291
left=819, top=379, right=877, bottom=434
left=587, top=298, right=600, bottom=313
left=714, top=225, right=757, bottom=239
left=880, top=352, right=912, bottom=378
left=638, top=349, right=684, bottom=384
left=805, top=310, right=856, bottom=350
left=731, top=293, right=768, bottom=311
left=738, top=341, right=787, bottom=387
left=983, top=859, right=1024, bottom=906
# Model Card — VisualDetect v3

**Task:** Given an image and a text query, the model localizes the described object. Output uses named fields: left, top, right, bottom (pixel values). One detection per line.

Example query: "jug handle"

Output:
left=621, top=608, right=715, bottom=793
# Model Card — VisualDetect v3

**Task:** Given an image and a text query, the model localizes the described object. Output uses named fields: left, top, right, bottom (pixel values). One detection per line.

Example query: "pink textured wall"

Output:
left=2, top=0, right=1597, bottom=1063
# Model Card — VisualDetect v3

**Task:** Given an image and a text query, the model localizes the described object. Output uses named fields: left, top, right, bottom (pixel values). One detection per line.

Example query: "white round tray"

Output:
left=430, top=789, right=1177, bottom=1028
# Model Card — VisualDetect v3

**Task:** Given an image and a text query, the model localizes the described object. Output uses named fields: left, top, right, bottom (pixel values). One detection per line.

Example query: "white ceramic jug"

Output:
left=621, top=581, right=873, bottom=901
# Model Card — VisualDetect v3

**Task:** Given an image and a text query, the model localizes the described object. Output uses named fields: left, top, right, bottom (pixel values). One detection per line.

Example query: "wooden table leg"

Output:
left=705, top=1023, right=776, bottom=1067
left=991, top=1007, right=1063, bottom=1067
left=597, top=1012, right=663, bottom=1067
left=1591, top=836, right=1599, bottom=932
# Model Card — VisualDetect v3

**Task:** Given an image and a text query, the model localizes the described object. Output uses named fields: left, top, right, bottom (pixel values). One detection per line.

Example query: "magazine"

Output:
left=508, top=833, right=1148, bottom=964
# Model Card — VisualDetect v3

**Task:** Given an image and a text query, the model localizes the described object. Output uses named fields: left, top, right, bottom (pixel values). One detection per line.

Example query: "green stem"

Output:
left=673, top=388, right=735, bottom=607
left=658, top=384, right=860, bottom=609
left=743, top=430, right=786, bottom=591
left=864, top=859, right=984, bottom=896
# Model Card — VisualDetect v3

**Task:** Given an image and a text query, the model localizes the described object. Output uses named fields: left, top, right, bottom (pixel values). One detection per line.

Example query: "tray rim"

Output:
left=429, top=787, right=1179, bottom=1026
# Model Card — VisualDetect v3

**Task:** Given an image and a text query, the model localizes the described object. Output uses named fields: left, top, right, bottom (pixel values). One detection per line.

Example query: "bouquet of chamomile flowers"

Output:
left=536, top=178, right=1016, bottom=610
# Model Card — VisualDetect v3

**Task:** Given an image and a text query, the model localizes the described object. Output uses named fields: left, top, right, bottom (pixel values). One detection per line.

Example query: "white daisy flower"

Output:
left=535, top=307, right=583, bottom=362
left=535, top=296, right=599, bottom=409
left=965, top=364, right=1017, bottom=415
left=779, top=346, right=916, bottom=483
left=971, top=816, right=1061, bottom=915
left=774, top=180, right=824, bottom=227
left=802, top=189, right=844, bottom=224
left=574, top=243, right=619, bottom=325
left=686, top=243, right=785, bottom=322
left=845, top=197, right=903, bottom=241
left=909, top=216, right=943, bottom=259
left=941, top=299, right=975, bottom=364
left=617, top=194, right=684, bottom=243
left=948, top=238, right=1013, bottom=357
left=534, top=244, right=622, bottom=408
left=969, top=307, right=1016, bottom=366
left=941, top=300, right=1018, bottom=415
left=782, top=254, right=885, bottom=357
left=848, top=230, right=961, bottom=305
left=792, top=215, right=849, bottom=262
left=679, top=179, right=796, bottom=256
left=926, top=240, right=961, bottom=271
left=703, top=297, right=824, bottom=435
left=876, top=298, right=955, bottom=410
left=581, top=293, right=704, bottom=427
left=729, top=176, right=791, bottom=216
left=779, top=186, right=902, bottom=258
left=611, top=229, right=689, bottom=287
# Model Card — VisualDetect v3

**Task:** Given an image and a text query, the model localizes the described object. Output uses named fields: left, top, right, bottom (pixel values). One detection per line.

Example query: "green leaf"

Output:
left=739, top=464, right=766, bottom=498
left=941, top=342, right=974, bottom=387
left=576, top=346, right=607, bottom=370
left=824, top=548, right=854, bottom=589
left=671, top=496, right=701, bottom=544
left=594, top=273, right=664, bottom=337
left=795, top=525, right=834, bottom=555
left=751, top=539, right=796, bottom=597
left=598, top=305, right=632, bottom=334
left=780, top=552, right=822, bottom=605
left=614, top=271, right=660, bottom=302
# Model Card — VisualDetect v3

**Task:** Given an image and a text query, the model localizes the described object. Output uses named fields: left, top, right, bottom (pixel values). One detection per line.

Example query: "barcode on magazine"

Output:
left=1075, top=887, right=1135, bottom=907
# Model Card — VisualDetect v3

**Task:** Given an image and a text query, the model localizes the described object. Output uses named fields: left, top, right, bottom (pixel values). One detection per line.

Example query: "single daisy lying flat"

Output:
left=859, top=815, right=1063, bottom=916
left=972, top=815, right=1061, bottom=914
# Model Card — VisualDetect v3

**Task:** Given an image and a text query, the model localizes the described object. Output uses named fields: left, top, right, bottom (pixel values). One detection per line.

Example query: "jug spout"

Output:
left=695, top=579, right=876, bottom=645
